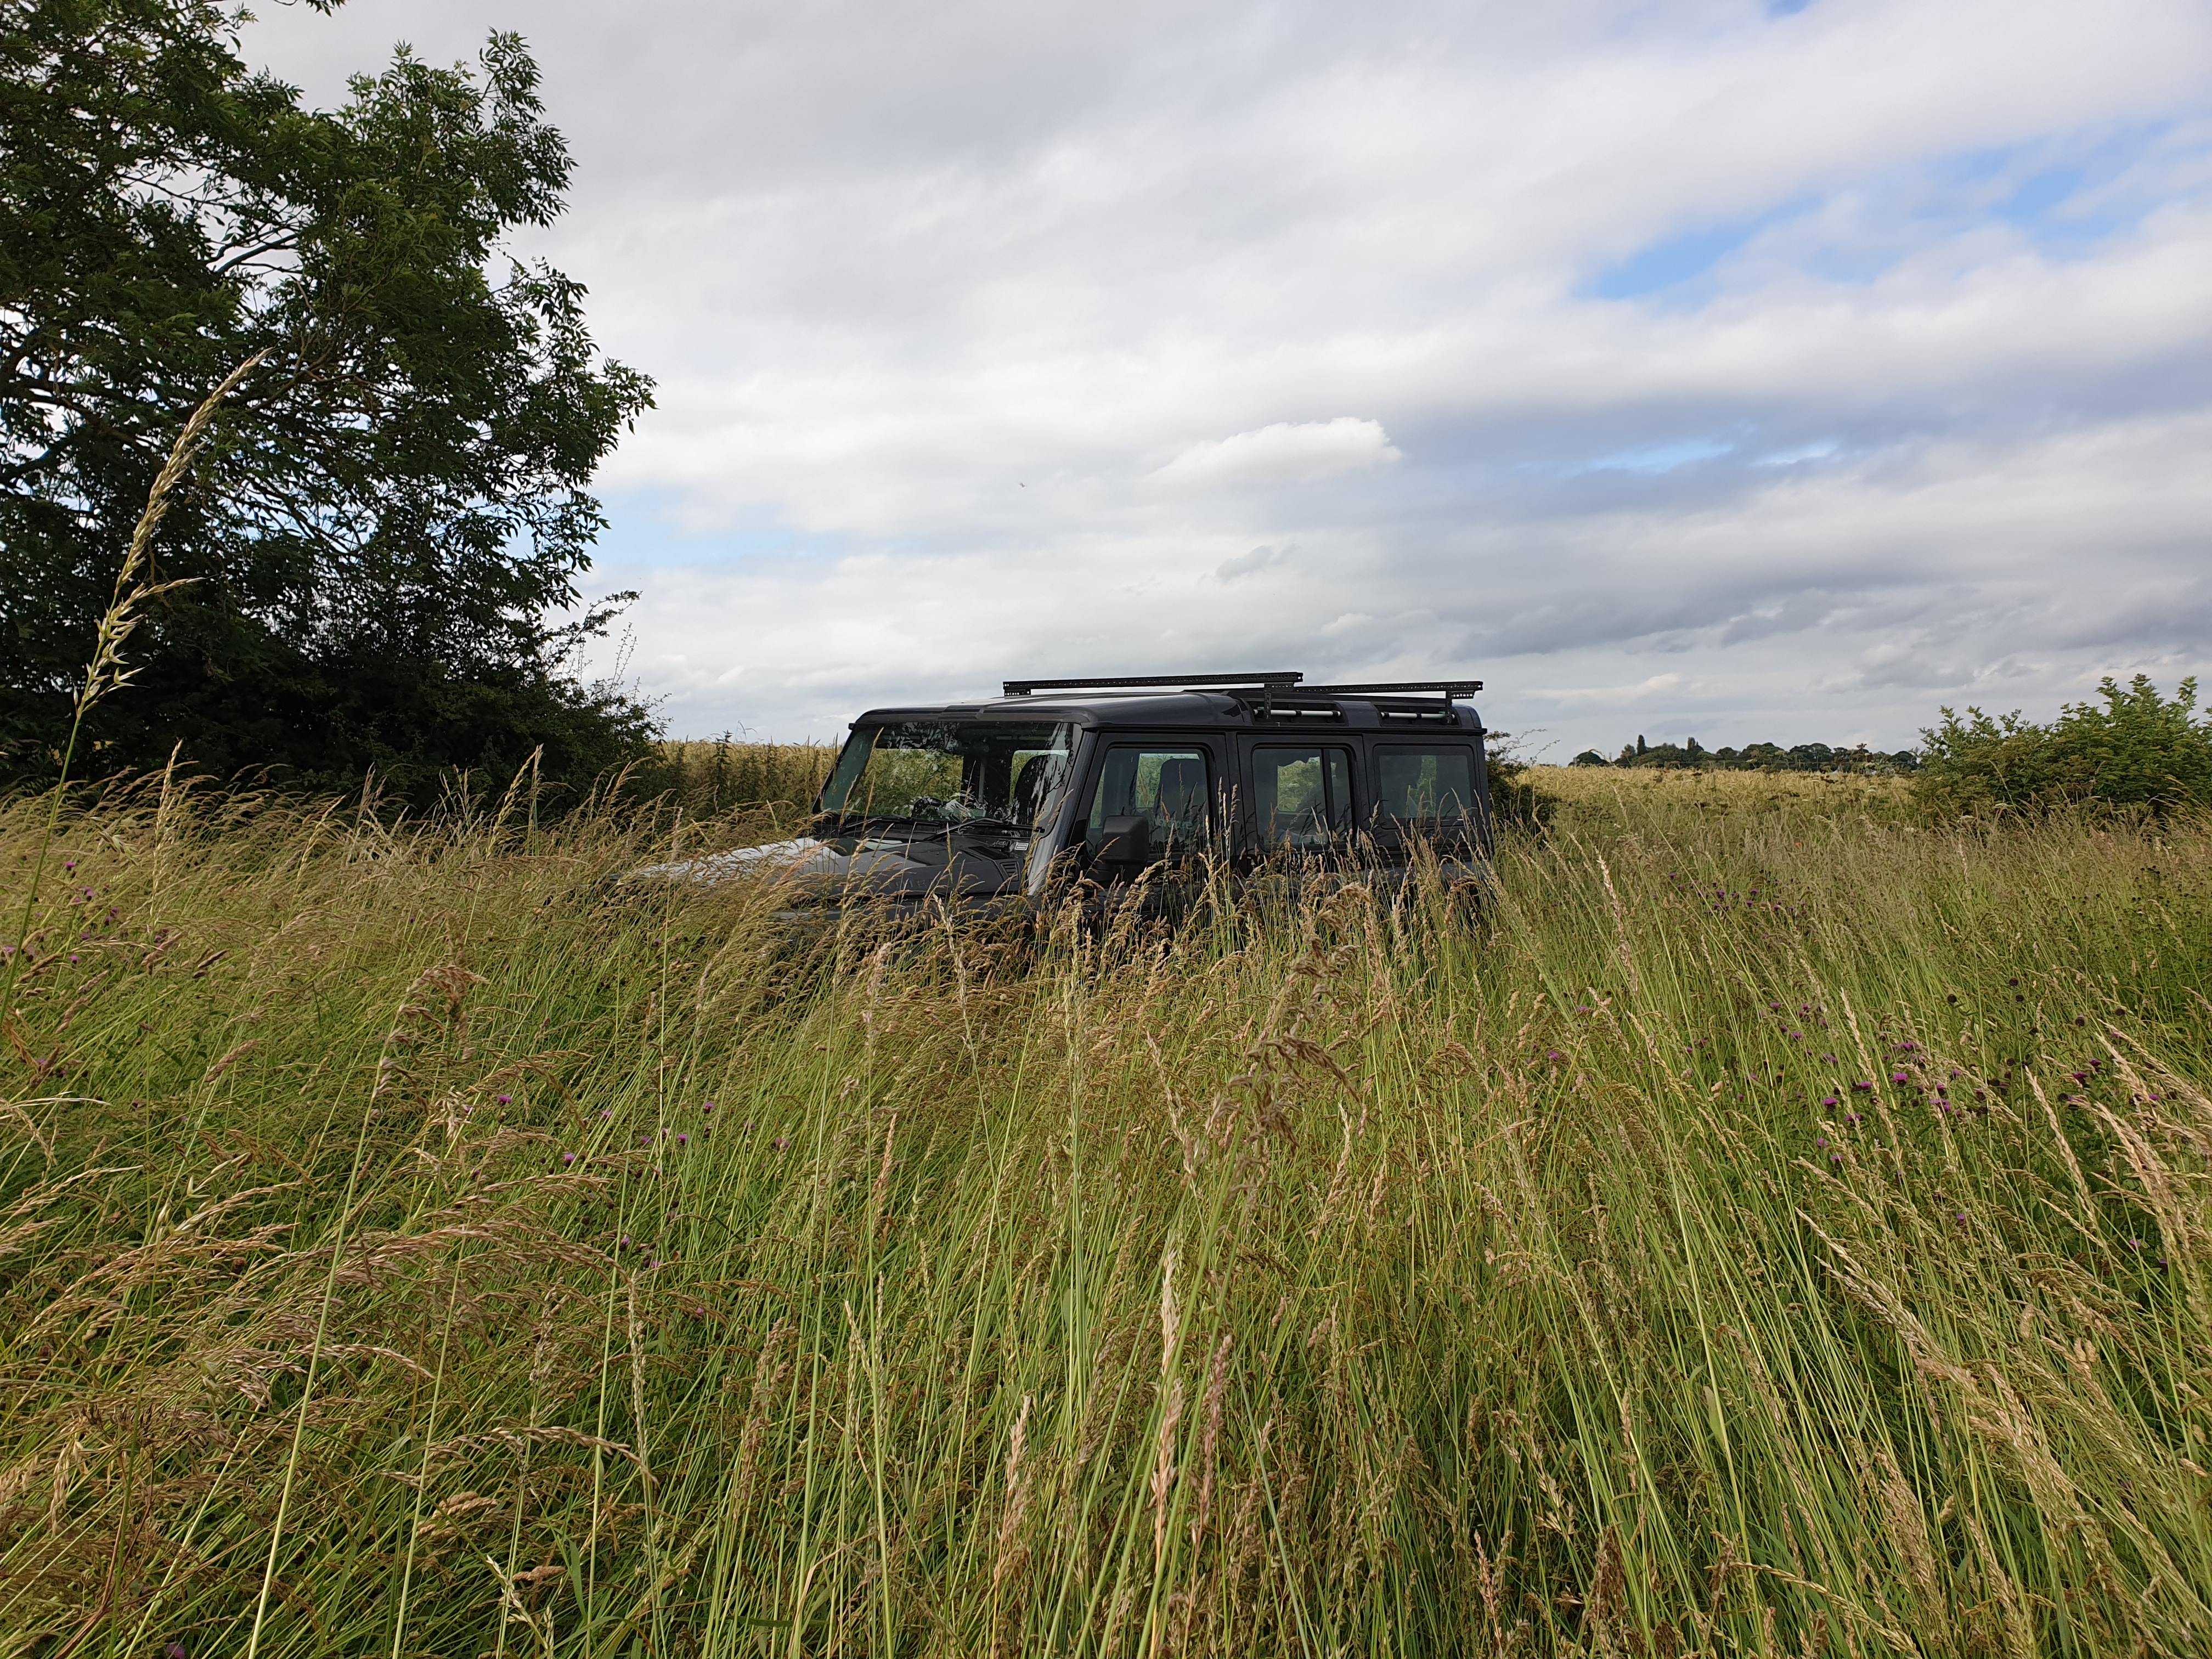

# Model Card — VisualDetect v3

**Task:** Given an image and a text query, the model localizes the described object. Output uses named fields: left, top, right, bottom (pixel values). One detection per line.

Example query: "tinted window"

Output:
left=1375, top=746, right=1479, bottom=822
left=1250, top=746, right=1353, bottom=847
left=1085, top=747, right=1211, bottom=863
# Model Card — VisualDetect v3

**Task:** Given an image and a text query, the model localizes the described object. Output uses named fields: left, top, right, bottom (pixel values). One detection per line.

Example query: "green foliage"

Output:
left=3, top=778, right=2209, bottom=1654
left=1916, top=674, right=2212, bottom=815
left=0, top=0, right=656, bottom=802
left=1605, top=738, right=1917, bottom=774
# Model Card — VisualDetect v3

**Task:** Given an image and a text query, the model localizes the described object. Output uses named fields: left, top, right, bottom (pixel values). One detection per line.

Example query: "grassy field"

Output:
left=2, top=757, right=2209, bottom=1657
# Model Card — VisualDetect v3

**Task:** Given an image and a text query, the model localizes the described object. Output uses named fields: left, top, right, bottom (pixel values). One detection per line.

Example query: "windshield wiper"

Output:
left=817, top=812, right=1022, bottom=835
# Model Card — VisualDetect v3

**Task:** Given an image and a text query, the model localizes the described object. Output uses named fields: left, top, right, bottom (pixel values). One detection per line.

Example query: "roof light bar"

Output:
left=1297, top=680, right=1482, bottom=697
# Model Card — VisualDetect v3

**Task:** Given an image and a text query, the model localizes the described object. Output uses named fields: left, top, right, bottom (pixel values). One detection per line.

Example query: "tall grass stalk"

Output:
left=0, top=763, right=2208, bottom=1655
left=1, top=354, right=262, bottom=1037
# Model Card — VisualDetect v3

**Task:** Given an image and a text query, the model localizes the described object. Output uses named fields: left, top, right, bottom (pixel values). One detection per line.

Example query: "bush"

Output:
left=1916, top=675, right=2212, bottom=816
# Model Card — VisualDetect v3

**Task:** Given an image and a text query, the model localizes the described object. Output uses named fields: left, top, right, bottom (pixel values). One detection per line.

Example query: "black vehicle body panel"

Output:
left=669, top=680, right=1495, bottom=913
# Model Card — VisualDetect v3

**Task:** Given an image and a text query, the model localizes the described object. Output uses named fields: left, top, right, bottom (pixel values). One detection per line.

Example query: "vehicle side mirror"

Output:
left=1097, top=815, right=1152, bottom=865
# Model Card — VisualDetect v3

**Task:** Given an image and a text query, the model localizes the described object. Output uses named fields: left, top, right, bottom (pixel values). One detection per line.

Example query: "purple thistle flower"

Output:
left=676, top=1132, right=689, bottom=1145
left=1891, top=1071, right=1908, bottom=1084
left=1852, top=1081, right=1872, bottom=1092
left=1821, top=1095, right=1839, bottom=1108
left=166, top=1645, right=185, bottom=1659
left=562, top=1152, right=576, bottom=1165
left=496, top=1093, right=512, bottom=1105
left=775, top=1135, right=789, bottom=1150
left=702, top=1101, right=715, bottom=1113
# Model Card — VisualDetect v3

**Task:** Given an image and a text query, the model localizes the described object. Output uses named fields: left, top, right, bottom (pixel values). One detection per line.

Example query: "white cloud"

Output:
left=241, top=0, right=2212, bottom=750
left=1147, top=418, right=1401, bottom=491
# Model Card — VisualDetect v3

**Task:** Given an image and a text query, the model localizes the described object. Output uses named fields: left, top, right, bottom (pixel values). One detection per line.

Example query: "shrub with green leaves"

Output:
left=1916, top=674, right=2212, bottom=815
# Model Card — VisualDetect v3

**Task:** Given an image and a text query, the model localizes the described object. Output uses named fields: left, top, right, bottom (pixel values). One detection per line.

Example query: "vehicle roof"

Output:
left=848, top=690, right=1485, bottom=732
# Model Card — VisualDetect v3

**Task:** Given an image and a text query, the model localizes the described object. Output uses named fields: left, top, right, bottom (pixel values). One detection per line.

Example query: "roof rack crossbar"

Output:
left=1002, top=670, right=1304, bottom=696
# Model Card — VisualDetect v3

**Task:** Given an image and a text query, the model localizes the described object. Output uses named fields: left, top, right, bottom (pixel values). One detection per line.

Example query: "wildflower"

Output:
left=562, top=1152, right=576, bottom=1165
left=1820, top=1095, right=1839, bottom=1108
left=620, top=1234, right=631, bottom=1249
left=1822, top=1053, right=1837, bottom=1063
left=703, top=1101, right=715, bottom=1113
left=166, top=1645, right=185, bottom=1659
left=1891, top=1071, right=1908, bottom=1084
left=2128, top=1238, right=2143, bottom=1250
left=1788, top=1030, right=1802, bottom=1039
left=1815, top=1137, right=1827, bottom=1148
left=68, top=953, right=79, bottom=962
left=2069, top=1071, right=2087, bottom=1084
left=1852, top=1081, right=1872, bottom=1092
left=1546, top=1049, right=1562, bottom=1061
left=496, top=1093, right=512, bottom=1105
left=775, top=1135, right=789, bottom=1150
left=676, top=1132, right=689, bottom=1145
left=64, top=860, right=75, bottom=872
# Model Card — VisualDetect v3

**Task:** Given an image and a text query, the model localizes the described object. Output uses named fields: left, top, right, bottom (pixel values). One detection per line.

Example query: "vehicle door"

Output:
left=1070, top=734, right=1224, bottom=923
left=1364, top=738, right=1489, bottom=883
left=1234, top=738, right=1358, bottom=900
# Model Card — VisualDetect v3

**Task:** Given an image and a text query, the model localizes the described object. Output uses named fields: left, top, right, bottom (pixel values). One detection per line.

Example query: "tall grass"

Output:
left=1, top=761, right=2208, bottom=1656
left=657, top=737, right=836, bottom=826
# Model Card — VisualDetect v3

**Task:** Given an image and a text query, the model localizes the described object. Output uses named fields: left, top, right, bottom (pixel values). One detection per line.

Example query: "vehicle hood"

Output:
left=630, top=834, right=1020, bottom=899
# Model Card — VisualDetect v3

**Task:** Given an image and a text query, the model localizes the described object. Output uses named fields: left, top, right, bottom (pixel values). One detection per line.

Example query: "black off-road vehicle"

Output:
left=668, top=670, right=1492, bottom=915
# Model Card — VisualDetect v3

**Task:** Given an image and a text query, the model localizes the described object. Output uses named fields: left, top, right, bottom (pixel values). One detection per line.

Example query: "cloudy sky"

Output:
left=249, top=0, right=2212, bottom=755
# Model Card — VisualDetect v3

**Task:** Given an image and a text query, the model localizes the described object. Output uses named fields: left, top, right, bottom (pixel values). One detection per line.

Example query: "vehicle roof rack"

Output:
left=1298, top=680, right=1482, bottom=697
left=998, top=671, right=1483, bottom=707
left=1002, top=670, right=1303, bottom=696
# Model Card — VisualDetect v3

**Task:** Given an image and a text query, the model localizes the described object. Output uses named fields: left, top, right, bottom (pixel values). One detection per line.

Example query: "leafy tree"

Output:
left=1916, top=676, right=2212, bottom=815
left=0, top=0, right=657, bottom=800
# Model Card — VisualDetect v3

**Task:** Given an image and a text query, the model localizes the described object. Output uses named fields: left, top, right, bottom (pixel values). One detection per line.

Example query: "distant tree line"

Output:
left=1561, top=677, right=2212, bottom=815
left=1568, top=736, right=1919, bottom=774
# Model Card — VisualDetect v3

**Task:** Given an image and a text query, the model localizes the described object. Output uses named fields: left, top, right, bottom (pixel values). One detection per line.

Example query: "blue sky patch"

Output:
left=1590, top=218, right=1769, bottom=300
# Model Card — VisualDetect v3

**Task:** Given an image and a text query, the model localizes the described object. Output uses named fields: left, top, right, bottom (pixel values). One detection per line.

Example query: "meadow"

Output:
left=2, top=758, right=2208, bottom=1657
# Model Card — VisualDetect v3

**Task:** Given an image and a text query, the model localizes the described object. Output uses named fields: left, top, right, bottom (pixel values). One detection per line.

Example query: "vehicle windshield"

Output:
left=819, top=721, right=1075, bottom=833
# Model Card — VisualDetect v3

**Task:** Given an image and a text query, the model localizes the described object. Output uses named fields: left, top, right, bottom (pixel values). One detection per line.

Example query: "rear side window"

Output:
left=1250, top=746, right=1353, bottom=847
left=1085, top=747, right=1212, bottom=862
left=1375, top=746, right=1479, bottom=823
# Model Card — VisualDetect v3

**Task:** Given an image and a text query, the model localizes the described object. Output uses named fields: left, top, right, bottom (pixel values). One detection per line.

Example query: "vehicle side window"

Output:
left=1374, top=746, right=1479, bottom=824
left=1251, top=746, right=1353, bottom=847
left=1085, top=747, right=1211, bottom=863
